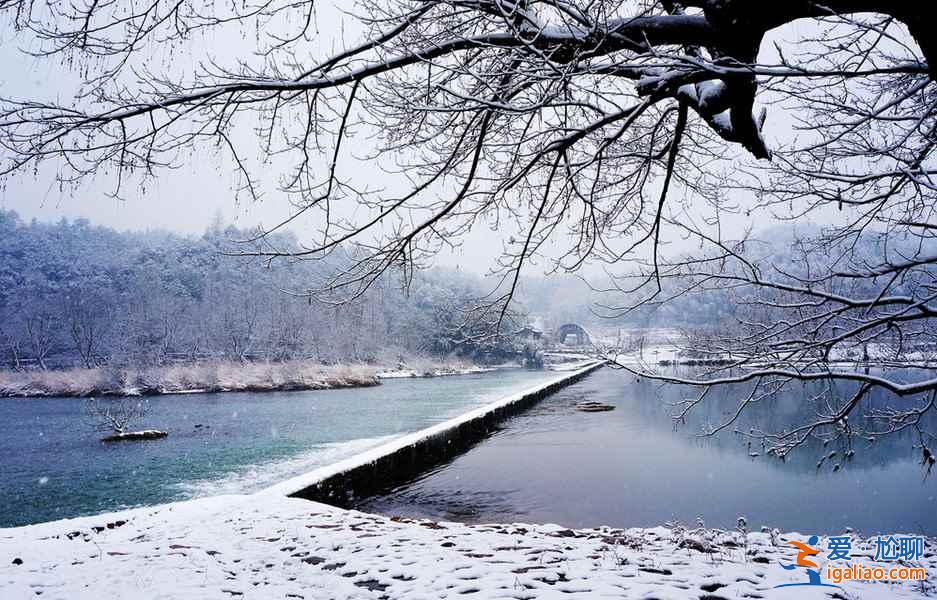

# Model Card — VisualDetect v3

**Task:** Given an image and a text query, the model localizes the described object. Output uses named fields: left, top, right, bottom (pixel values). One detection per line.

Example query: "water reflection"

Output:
left=359, top=366, right=937, bottom=534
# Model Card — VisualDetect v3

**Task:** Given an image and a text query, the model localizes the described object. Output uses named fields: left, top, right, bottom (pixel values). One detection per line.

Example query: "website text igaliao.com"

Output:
left=826, top=563, right=926, bottom=584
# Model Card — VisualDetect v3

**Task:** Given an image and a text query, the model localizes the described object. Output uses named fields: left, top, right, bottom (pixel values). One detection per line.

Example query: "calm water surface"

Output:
left=359, top=366, right=937, bottom=535
left=0, top=369, right=558, bottom=528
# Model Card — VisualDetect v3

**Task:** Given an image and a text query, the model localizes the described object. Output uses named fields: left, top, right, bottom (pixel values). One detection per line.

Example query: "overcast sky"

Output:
left=0, top=4, right=844, bottom=276
left=0, top=2, right=354, bottom=232
left=0, top=2, right=525, bottom=273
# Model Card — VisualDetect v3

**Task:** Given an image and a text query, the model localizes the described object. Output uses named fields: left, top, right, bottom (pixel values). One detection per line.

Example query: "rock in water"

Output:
left=100, top=430, right=169, bottom=442
left=574, top=401, right=615, bottom=412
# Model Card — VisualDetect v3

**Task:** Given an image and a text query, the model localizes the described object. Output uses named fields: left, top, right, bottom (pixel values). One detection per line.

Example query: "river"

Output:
left=5, top=365, right=934, bottom=534
left=0, top=369, right=558, bottom=528
left=358, top=366, right=937, bottom=535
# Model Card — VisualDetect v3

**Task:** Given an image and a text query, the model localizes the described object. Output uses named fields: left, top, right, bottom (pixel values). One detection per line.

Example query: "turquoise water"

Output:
left=0, top=369, right=558, bottom=528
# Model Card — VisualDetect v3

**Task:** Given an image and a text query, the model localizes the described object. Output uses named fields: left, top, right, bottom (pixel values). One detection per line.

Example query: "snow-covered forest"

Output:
left=4, top=206, right=933, bottom=374
left=0, top=210, right=523, bottom=371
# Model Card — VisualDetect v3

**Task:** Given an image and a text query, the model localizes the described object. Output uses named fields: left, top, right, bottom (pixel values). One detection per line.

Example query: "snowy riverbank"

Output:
left=374, top=364, right=497, bottom=379
left=0, top=358, right=503, bottom=398
left=2, top=493, right=932, bottom=599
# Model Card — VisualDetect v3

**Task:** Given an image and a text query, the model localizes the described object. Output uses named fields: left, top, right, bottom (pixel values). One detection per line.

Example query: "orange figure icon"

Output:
left=787, top=539, right=820, bottom=568
left=778, top=535, right=824, bottom=587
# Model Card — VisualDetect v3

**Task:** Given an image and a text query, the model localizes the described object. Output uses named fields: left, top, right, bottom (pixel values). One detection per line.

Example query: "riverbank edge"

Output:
left=0, top=358, right=504, bottom=398
left=264, top=360, right=606, bottom=503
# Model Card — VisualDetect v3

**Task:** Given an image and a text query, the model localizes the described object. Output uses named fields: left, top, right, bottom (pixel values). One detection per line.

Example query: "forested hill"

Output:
left=0, top=211, right=501, bottom=370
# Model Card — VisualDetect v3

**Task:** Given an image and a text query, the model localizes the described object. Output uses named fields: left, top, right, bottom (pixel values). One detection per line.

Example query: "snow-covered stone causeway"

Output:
left=1, top=493, right=933, bottom=599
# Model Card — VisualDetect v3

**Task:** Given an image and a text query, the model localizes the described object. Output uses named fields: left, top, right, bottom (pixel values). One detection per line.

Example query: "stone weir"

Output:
left=263, top=361, right=605, bottom=507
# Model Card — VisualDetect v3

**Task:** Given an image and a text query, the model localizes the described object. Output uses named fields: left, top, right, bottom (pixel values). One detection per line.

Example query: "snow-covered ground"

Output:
left=375, top=366, right=496, bottom=379
left=609, top=339, right=937, bottom=368
left=546, top=359, right=600, bottom=372
left=2, top=493, right=932, bottom=599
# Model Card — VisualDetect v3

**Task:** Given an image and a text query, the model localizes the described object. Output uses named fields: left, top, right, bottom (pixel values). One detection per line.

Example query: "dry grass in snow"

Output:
left=0, top=360, right=380, bottom=398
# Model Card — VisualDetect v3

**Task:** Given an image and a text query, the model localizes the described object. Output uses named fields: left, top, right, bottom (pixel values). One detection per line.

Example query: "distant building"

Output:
left=554, top=323, right=591, bottom=347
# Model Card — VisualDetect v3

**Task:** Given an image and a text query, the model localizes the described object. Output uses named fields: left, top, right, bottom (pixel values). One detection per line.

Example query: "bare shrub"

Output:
left=84, top=397, right=148, bottom=436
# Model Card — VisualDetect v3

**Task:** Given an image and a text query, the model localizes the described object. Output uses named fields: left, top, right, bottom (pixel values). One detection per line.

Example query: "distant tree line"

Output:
left=0, top=211, right=520, bottom=370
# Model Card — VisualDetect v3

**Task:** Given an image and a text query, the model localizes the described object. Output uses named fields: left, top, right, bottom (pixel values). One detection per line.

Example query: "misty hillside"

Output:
left=0, top=211, right=525, bottom=370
